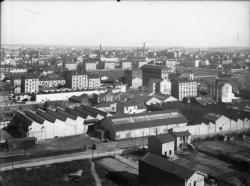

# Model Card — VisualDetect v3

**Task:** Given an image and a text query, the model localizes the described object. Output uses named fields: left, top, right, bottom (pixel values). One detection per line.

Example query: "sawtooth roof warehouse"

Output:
left=98, top=109, right=189, bottom=141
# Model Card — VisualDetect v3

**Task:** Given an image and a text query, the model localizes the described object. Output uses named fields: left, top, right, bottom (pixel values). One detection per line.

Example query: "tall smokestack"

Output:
left=99, top=44, right=102, bottom=59
left=143, top=42, right=145, bottom=57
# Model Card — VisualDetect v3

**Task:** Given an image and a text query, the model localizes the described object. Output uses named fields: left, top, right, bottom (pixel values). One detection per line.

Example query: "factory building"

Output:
left=8, top=105, right=107, bottom=141
left=98, top=109, right=188, bottom=141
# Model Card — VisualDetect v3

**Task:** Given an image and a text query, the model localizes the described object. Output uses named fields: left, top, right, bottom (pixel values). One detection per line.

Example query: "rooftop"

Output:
left=141, top=64, right=169, bottom=70
left=103, top=109, right=188, bottom=131
left=151, top=133, right=174, bottom=143
left=140, top=153, right=196, bottom=179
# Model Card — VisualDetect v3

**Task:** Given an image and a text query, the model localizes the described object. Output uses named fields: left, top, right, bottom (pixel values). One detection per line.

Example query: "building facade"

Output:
left=64, top=72, right=88, bottom=90
left=99, top=109, right=188, bottom=141
left=148, top=133, right=175, bottom=158
left=171, top=79, right=198, bottom=100
left=88, top=76, right=101, bottom=89
left=21, top=74, right=39, bottom=94
left=39, top=77, right=66, bottom=88
left=141, top=64, right=170, bottom=87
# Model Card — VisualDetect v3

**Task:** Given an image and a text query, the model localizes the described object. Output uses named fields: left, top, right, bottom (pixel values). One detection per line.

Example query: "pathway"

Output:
left=89, top=159, right=102, bottom=186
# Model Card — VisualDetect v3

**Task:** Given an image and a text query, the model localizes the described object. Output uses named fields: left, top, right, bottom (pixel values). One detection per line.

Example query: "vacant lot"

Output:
left=0, top=159, right=118, bottom=186
left=194, top=140, right=250, bottom=161
left=174, top=152, right=250, bottom=186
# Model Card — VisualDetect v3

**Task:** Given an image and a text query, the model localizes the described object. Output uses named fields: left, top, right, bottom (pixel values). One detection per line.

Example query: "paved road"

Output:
left=0, top=148, right=124, bottom=171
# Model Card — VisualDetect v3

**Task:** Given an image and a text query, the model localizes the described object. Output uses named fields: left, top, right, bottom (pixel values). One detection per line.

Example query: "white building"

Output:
left=121, top=61, right=132, bottom=70
left=148, top=133, right=175, bottom=158
left=65, top=62, right=77, bottom=71
left=88, top=76, right=101, bottom=89
left=221, top=83, right=235, bottom=103
left=39, top=77, right=66, bottom=88
left=99, top=109, right=188, bottom=140
left=21, top=74, right=39, bottom=94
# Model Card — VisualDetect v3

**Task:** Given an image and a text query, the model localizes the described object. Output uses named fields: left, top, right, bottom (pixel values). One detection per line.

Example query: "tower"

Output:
left=143, top=42, right=145, bottom=57
left=99, top=44, right=102, bottom=59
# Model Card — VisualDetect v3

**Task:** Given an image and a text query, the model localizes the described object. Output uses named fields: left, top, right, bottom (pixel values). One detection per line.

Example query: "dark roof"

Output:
left=15, top=112, right=33, bottom=126
left=24, top=110, right=44, bottom=124
left=81, top=105, right=107, bottom=117
left=22, top=73, right=38, bottom=79
left=101, top=109, right=188, bottom=132
left=47, top=109, right=67, bottom=121
left=171, top=130, right=191, bottom=137
left=73, top=107, right=89, bottom=119
left=151, top=133, right=174, bottom=143
left=56, top=108, right=77, bottom=120
left=121, top=95, right=148, bottom=106
left=141, top=64, right=169, bottom=70
left=76, top=105, right=97, bottom=118
left=140, top=153, right=196, bottom=179
left=203, top=113, right=221, bottom=123
left=69, top=94, right=89, bottom=103
left=36, top=109, right=56, bottom=123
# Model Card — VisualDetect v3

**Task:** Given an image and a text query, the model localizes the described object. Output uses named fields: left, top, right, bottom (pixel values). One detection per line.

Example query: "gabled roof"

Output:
left=151, top=133, right=174, bottom=144
left=24, top=110, right=44, bottom=124
left=47, top=109, right=67, bottom=121
left=56, top=108, right=77, bottom=120
left=141, top=153, right=196, bottom=179
left=81, top=105, right=107, bottom=117
left=101, top=109, right=188, bottom=132
left=203, top=113, right=221, bottom=123
left=73, top=107, right=89, bottom=119
left=36, top=109, right=56, bottom=123
left=15, top=112, right=33, bottom=126
left=76, top=105, right=97, bottom=118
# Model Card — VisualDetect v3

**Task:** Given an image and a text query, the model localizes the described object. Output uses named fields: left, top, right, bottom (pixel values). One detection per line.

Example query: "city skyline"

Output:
left=1, top=1, right=250, bottom=48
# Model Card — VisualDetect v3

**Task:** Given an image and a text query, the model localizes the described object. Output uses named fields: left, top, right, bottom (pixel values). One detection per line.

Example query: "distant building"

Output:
left=210, top=79, right=235, bottom=103
left=39, top=77, right=65, bottom=88
left=65, top=62, right=77, bottom=71
left=88, top=75, right=101, bottom=89
left=121, top=61, right=132, bottom=70
left=98, top=91, right=121, bottom=103
left=165, top=60, right=176, bottom=72
left=171, top=78, right=198, bottom=100
left=141, top=64, right=170, bottom=87
left=85, top=61, right=97, bottom=71
left=171, top=130, right=191, bottom=152
left=124, top=69, right=142, bottom=89
left=11, top=75, right=22, bottom=94
left=117, top=96, right=147, bottom=114
left=156, top=79, right=172, bottom=95
left=112, top=84, right=126, bottom=93
left=64, top=71, right=88, bottom=90
left=139, top=153, right=205, bottom=186
left=148, top=133, right=175, bottom=158
left=104, top=62, right=116, bottom=70
left=21, top=74, right=39, bottom=94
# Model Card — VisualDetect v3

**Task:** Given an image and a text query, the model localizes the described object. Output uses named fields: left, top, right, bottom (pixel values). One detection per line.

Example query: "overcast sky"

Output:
left=1, top=1, right=250, bottom=48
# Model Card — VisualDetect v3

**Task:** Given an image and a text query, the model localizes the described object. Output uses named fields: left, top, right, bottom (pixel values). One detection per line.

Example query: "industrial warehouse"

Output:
left=98, top=109, right=189, bottom=140
left=6, top=105, right=107, bottom=140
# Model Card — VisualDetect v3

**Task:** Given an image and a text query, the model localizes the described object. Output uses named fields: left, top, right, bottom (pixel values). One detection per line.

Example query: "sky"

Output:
left=1, top=1, right=250, bottom=48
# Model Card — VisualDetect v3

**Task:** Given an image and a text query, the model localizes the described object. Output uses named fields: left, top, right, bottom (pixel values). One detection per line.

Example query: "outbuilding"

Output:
left=139, top=153, right=205, bottom=186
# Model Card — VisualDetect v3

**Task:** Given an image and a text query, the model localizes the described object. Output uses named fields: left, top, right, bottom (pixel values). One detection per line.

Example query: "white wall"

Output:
left=36, top=90, right=106, bottom=102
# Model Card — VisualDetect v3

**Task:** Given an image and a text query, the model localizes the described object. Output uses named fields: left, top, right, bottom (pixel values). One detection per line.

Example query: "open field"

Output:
left=174, top=152, right=250, bottom=186
left=194, top=140, right=250, bottom=161
left=0, top=159, right=118, bottom=186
